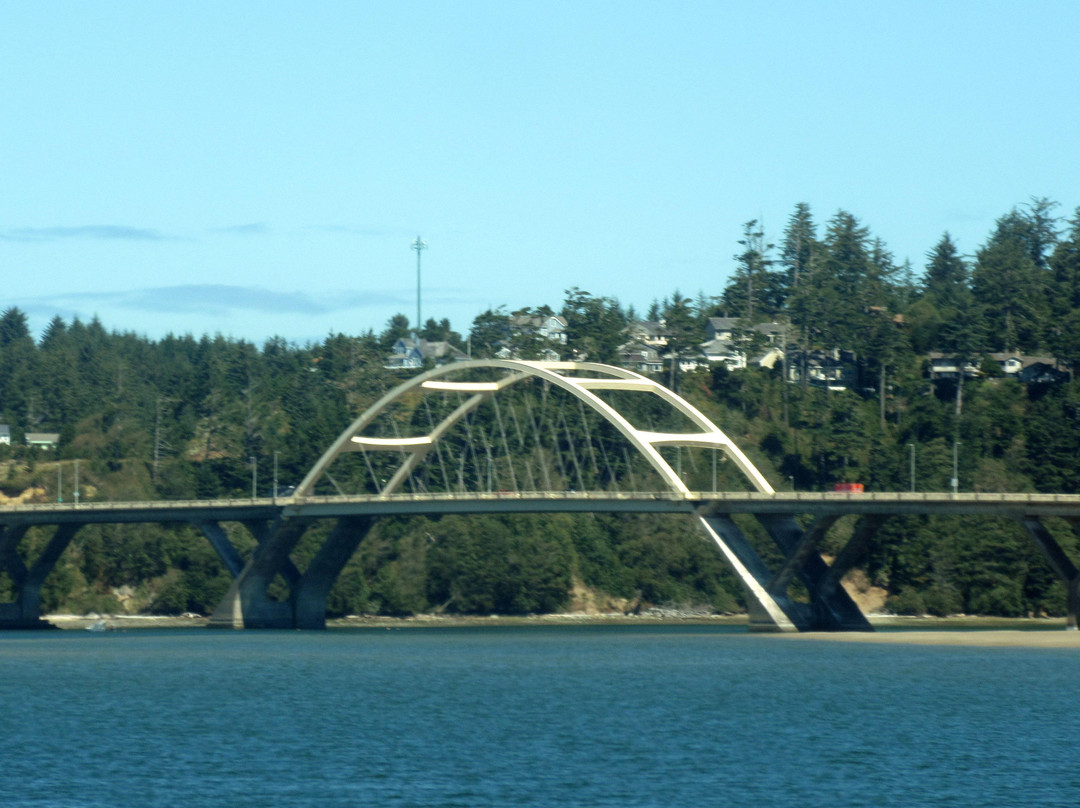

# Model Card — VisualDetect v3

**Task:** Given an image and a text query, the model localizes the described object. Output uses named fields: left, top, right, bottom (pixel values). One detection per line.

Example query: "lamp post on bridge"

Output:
left=250, top=456, right=257, bottom=500
left=907, top=443, right=915, bottom=492
left=951, top=440, right=960, bottom=495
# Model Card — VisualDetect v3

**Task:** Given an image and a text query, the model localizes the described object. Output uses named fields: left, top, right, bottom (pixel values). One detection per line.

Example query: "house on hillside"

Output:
left=0, top=425, right=9, bottom=445
left=705, top=317, right=787, bottom=345
left=928, top=352, right=1067, bottom=386
left=495, top=343, right=562, bottom=362
left=509, top=313, right=568, bottom=345
left=927, top=353, right=980, bottom=380
left=618, top=341, right=664, bottom=373
left=1019, top=361, right=1069, bottom=385
left=986, top=352, right=1066, bottom=384
left=624, top=320, right=669, bottom=349
left=26, top=432, right=59, bottom=449
left=385, top=338, right=468, bottom=370
left=700, top=338, right=745, bottom=371
left=786, top=350, right=853, bottom=390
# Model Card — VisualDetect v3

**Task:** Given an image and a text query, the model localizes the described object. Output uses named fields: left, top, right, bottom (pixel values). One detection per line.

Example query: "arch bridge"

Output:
left=1, top=360, right=1078, bottom=631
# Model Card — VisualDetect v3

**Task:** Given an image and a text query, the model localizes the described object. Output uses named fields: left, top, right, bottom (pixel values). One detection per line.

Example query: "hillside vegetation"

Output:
left=2, top=199, right=1079, bottom=618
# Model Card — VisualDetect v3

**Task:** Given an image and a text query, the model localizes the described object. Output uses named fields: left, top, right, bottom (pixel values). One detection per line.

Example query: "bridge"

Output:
left=2, top=360, right=1078, bottom=631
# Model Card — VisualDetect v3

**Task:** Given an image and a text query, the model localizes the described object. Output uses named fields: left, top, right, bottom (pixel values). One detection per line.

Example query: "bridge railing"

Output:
left=3, top=490, right=1080, bottom=518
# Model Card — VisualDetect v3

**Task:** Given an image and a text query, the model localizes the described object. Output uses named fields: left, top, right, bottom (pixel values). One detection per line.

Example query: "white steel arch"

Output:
left=296, top=359, right=774, bottom=498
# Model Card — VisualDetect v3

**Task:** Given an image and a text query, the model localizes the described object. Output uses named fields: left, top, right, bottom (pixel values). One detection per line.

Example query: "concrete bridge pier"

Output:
left=699, top=515, right=800, bottom=631
left=208, top=516, right=376, bottom=629
left=208, top=517, right=311, bottom=629
left=293, top=516, right=376, bottom=629
left=699, top=511, right=884, bottom=632
left=0, top=523, right=83, bottom=629
left=1018, top=516, right=1080, bottom=630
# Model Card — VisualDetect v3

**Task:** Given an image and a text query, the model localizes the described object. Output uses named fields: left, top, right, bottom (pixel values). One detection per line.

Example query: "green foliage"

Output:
left=4, top=196, right=1080, bottom=621
left=425, top=514, right=573, bottom=614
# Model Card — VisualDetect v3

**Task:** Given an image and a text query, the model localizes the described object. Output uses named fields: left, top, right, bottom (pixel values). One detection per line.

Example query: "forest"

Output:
left=1, top=197, right=1079, bottom=620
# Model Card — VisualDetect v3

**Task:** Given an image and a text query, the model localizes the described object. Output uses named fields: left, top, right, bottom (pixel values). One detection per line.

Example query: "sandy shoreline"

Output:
left=780, top=629, right=1080, bottom=648
left=39, top=612, right=1079, bottom=647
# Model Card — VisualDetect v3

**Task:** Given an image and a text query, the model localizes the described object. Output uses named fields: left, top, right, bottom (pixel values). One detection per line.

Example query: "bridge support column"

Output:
left=699, top=511, right=885, bottom=632
left=208, top=518, right=311, bottom=629
left=293, top=516, right=376, bottom=630
left=1018, top=517, right=1080, bottom=630
left=0, top=523, right=83, bottom=629
left=757, top=514, right=876, bottom=632
left=196, top=520, right=246, bottom=578
left=698, top=515, right=800, bottom=632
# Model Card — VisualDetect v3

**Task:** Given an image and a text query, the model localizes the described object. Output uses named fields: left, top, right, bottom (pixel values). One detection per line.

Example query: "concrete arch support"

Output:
left=293, top=360, right=799, bottom=631
left=296, top=360, right=775, bottom=498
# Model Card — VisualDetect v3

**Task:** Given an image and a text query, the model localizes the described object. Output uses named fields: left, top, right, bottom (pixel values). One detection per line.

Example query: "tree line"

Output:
left=1, top=197, right=1078, bottom=619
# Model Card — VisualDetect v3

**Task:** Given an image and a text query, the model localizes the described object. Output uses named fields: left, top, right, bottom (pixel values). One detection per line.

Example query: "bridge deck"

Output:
left=3, top=491, right=1080, bottom=525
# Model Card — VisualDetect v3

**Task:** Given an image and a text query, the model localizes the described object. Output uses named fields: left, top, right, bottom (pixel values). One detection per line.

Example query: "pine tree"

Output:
left=721, top=220, right=775, bottom=321
left=1047, top=207, right=1080, bottom=376
left=972, top=202, right=1059, bottom=352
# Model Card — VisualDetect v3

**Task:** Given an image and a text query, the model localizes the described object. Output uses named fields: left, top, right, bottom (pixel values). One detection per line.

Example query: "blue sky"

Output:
left=2, top=1, right=1078, bottom=345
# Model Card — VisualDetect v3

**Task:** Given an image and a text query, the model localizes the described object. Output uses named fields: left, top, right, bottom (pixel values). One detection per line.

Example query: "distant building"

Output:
left=0, top=425, right=9, bottom=445
left=509, top=313, right=568, bottom=345
left=618, top=341, right=664, bottom=374
left=699, top=339, right=745, bottom=371
left=26, top=432, right=60, bottom=449
left=927, top=353, right=980, bottom=380
left=385, top=338, right=468, bottom=370
left=705, top=317, right=787, bottom=345
left=624, top=320, right=669, bottom=349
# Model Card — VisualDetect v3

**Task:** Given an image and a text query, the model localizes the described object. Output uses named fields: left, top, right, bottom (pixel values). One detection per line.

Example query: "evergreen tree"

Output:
left=661, top=292, right=698, bottom=391
left=1047, top=207, right=1080, bottom=375
left=721, top=220, right=775, bottom=320
left=560, top=288, right=626, bottom=363
left=972, top=202, right=1059, bottom=352
left=920, top=234, right=983, bottom=415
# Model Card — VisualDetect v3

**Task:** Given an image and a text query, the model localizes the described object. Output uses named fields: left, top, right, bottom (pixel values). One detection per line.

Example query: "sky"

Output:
left=2, top=1, right=1079, bottom=345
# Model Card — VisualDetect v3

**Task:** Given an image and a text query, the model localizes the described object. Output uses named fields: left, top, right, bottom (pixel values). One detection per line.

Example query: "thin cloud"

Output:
left=0, top=225, right=174, bottom=242
left=214, top=223, right=269, bottom=236
left=32, top=285, right=412, bottom=317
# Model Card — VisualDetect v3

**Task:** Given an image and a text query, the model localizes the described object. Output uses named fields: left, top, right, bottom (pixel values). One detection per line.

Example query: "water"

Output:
left=1, top=625, right=1077, bottom=807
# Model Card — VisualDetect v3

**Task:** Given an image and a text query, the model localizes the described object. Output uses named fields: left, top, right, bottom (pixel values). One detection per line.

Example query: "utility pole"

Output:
left=412, top=235, right=427, bottom=339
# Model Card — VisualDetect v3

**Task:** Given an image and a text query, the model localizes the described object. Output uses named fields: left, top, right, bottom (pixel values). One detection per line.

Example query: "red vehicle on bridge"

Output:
left=833, top=482, right=864, bottom=493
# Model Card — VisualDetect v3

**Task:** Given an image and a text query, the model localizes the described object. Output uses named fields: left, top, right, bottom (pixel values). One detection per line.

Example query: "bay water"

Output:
left=1, top=625, right=1077, bottom=807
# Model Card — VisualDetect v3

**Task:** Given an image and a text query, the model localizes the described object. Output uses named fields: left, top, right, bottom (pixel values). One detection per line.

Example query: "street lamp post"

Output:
left=250, top=456, right=257, bottom=500
left=907, top=443, right=915, bottom=492
left=951, top=440, right=961, bottom=495
left=74, top=459, right=79, bottom=505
